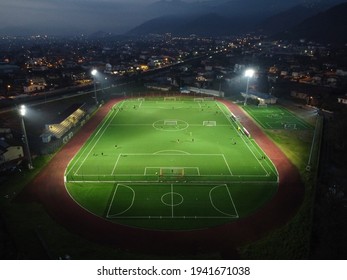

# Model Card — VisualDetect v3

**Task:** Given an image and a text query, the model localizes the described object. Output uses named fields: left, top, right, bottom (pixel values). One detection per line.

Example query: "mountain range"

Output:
left=275, top=2, right=347, bottom=44
left=0, top=0, right=346, bottom=44
left=126, top=0, right=347, bottom=44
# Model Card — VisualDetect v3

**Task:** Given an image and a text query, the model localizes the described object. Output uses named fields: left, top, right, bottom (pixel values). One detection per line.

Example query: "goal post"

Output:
left=164, top=97, right=176, bottom=101
left=164, top=120, right=178, bottom=126
left=160, top=167, right=185, bottom=177
left=203, top=121, right=216, bottom=126
left=194, top=98, right=204, bottom=102
left=284, top=123, right=297, bottom=129
left=137, top=97, right=145, bottom=101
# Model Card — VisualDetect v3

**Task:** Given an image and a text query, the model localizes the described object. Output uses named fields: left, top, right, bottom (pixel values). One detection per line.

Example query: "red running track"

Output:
left=19, top=98, right=304, bottom=256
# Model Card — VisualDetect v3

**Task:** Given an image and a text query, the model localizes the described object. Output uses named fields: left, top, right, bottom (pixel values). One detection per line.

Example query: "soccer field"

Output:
left=65, top=97, right=278, bottom=230
left=242, top=104, right=313, bottom=130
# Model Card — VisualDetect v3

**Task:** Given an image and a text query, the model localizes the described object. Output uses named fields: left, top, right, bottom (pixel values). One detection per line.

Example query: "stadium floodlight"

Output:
left=19, top=105, right=33, bottom=169
left=91, top=69, right=98, bottom=105
left=244, top=69, right=255, bottom=106
left=217, top=75, right=223, bottom=97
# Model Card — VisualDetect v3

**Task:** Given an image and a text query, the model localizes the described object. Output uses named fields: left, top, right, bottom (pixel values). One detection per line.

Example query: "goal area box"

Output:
left=160, top=168, right=185, bottom=176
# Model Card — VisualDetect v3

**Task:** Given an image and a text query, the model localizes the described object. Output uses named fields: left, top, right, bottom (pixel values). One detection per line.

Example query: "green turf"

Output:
left=242, top=105, right=314, bottom=130
left=65, top=97, right=278, bottom=230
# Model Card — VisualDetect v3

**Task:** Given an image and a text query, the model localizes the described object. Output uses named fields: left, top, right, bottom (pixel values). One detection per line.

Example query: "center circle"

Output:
left=161, top=192, right=184, bottom=207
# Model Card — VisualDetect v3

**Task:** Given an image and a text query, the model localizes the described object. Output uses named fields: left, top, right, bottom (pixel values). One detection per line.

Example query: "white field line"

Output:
left=209, top=185, right=236, bottom=217
left=68, top=179, right=278, bottom=184
left=229, top=105, right=279, bottom=179
left=171, top=184, right=174, bottom=217
left=144, top=167, right=200, bottom=176
left=106, top=184, right=119, bottom=218
left=107, top=184, right=135, bottom=218
left=110, top=153, right=231, bottom=176
left=114, top=153, right=228, bottom=156
left=74, top=108, right=121, bottom=175
left=66, top=105, right=122, bottom=177
left=226, top=185, right=239, bottom=218
left=222, top=154, right=233, bottom=175
left=111, top=154, right=122, bottom=175
left=217, top=103, right=271, bottom=177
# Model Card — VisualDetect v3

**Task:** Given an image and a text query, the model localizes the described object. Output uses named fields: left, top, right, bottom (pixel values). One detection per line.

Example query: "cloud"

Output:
left=0, top=0, right=151, bottom=34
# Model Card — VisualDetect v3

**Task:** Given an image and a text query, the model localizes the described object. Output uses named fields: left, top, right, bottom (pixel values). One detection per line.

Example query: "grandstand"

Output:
left=241, top=90, right=277, bottom=105
left=40, top=103, right=86, bottom=142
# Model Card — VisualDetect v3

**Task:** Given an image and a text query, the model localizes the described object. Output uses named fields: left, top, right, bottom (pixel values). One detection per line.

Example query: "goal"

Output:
left=160, top=167, right=184, bottom=176
left=284, top=123, right=297, bottom=129
left=203, top=121, right=216, bottom=126
left=164, top=120, right=178, bottom=126
left=194, top=98, right=204, bottom=102
left=137, top=97, right=145, bottom=101
left=164, top=97, right=176, bottom=101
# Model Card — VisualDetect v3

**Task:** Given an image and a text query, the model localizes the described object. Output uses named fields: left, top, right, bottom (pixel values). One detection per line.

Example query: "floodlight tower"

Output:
left=19, top=105, right=33, bottom=169
left=244, top=69, right=254, bottom=106
left=217, top=75, right=223, bottom=97
left=91, top=69, right=98, bottom=105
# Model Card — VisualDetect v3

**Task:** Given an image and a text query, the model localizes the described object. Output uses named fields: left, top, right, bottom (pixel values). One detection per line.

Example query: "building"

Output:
left=0, top=139, right=24, bottom=171
left=40, top=103, right=87, bottom=143
left=180, top=86, right=224, bottom=97
left=241, top=90, right=277, bottom=104
left=337, top=95, right=347, bottom=105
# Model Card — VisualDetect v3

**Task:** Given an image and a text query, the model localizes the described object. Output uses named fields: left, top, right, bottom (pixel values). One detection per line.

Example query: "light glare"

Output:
left=245, top=69, right=255, bottom=78
left=19, top=105, right=26, bottom=116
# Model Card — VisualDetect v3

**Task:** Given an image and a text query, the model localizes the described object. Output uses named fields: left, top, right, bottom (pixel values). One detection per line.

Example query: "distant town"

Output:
left=1, top=34, right=346, bottom=109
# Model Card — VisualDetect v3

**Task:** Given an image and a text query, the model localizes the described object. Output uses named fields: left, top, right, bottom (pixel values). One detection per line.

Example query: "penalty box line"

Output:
left=144, top=167, right=200, bottom=176
left=110, top=153, right=233, bottom=176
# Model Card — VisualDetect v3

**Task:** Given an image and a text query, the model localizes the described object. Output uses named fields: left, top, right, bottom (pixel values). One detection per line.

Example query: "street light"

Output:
left=244, top=69, right=254, bottom=106
left=91, top=69, right=98, bottom=105
left=19, top=105, right=33, bottom=169
left=217, top=75, right=223, bottom=97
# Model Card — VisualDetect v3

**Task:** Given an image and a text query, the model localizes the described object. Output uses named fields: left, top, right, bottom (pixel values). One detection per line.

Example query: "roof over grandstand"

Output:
left=52, top=103, right=85, bottom=124
left=241, top=90, right=277, bottom=104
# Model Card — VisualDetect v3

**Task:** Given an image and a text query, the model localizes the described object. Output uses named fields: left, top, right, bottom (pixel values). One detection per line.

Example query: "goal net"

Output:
left=164, top=120, right=178, bottom=126
left=194, top=98, right=204, bottom=102
left=164, top=97, right=176, bottom=101
left=284, top=123, right=297, bottom=129
left=203, top=121, right=216, bottom=126
left=137, top=97, right=145, bottom=101
left=160, top=167, right=184, bottom=176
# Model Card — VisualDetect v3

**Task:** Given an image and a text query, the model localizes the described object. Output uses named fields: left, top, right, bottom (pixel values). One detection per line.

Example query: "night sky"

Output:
left=0, top=0, right=340, bottom=35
